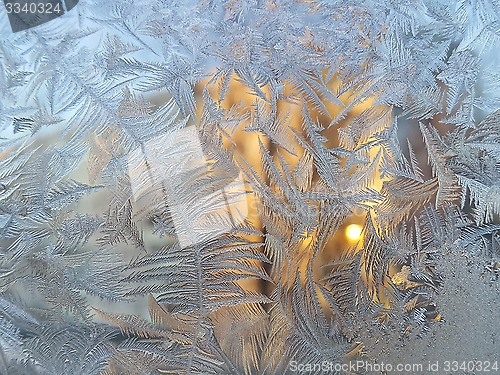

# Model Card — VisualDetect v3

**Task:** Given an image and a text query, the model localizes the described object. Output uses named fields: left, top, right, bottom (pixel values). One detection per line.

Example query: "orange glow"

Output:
left=345, top=224, right=363, bottom=241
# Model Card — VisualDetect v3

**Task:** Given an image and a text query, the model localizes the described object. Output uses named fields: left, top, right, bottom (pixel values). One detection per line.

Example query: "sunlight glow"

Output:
left=345, top=224, right=363, bottom=241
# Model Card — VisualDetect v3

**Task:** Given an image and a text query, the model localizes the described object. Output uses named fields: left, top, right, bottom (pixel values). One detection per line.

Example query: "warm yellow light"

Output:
left=345, top=224, right=362, bottom=241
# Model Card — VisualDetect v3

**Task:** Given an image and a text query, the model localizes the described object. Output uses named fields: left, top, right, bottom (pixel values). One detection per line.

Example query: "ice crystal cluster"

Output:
left=0, top=0, right=500, bottom=374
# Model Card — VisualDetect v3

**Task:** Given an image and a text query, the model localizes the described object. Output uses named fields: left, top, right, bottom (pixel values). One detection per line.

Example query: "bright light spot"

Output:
left=345, top=224, right=362, bottom=241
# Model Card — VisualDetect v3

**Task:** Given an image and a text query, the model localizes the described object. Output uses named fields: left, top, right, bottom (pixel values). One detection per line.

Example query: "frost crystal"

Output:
left=0, top=0, right=499, bottom=374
